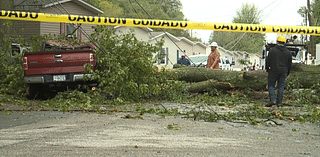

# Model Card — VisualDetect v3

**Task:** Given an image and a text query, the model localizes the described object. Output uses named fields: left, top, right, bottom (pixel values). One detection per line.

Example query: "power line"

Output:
left=130, top=0, right=212, bottom=81
left=221, top=0, right=282, bottom=51
left=50, top=0, right=108, bottom=55
left=130, top=0, right=190, bottom=66
left=128, top=0, right=175, bottom=65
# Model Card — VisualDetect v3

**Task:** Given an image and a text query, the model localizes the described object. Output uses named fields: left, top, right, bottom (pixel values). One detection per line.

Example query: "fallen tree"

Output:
left=172, top=67, right=266, bottom=91
left=188, top=79, right=232, bottom=94
left=172, top=64, right=320, bottom=92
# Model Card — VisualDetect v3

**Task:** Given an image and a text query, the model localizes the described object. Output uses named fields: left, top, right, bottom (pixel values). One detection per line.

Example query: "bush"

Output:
left=0, top=23, right=28, bottom=99
left=89, top=26, right=187, bottom=102
left=0, top=25, right=188, bottom=107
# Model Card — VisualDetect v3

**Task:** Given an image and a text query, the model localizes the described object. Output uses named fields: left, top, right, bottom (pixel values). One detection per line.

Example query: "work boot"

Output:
left=265, top=101, right=276, bottom=107
left=277, top=104, right=283, bottom=107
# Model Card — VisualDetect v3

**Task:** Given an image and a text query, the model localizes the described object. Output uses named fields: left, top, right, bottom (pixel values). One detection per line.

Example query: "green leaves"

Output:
left=209, top=3, right=265, bottom=53
left=0, top=31, right=28, bottom=98
left=167, top=123, right=181, bottom=130
left=90, top=26, right=186, bottom=102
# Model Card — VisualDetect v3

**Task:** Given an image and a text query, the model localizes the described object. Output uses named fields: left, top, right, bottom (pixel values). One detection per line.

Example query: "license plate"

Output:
left=53, top=75, right=66, bottom=81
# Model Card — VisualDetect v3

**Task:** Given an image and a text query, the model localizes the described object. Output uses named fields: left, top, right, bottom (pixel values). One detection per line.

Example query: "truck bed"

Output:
left=24, top=49, right=95, bottom=76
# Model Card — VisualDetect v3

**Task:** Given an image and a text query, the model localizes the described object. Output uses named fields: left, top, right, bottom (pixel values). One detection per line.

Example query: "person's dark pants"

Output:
left=268, top=72, right=287, bottom=105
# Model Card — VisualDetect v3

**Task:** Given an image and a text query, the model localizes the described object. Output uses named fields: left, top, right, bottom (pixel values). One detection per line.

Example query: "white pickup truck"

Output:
left=263, top=43, right=308, bottom=64
left=219, top=57, right=233, bottom=70
left=187, top=55, right=233, bottom=70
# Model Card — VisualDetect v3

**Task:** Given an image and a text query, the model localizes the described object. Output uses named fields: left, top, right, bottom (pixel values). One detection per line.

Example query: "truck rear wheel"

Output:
left=27, top=84, right=41, bottom=100
left=27, top=84, right=57, bottom=100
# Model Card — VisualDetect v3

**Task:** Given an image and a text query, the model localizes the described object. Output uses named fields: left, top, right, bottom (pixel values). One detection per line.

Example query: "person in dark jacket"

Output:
left=265, top=36, right=292, bottom=107
left=177, top=55, right=190, bottom=66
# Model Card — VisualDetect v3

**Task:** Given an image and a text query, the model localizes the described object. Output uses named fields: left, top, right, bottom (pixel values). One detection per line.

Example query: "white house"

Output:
left=175, top=37, right=196, bottom=57
left=248, top=53, right=262, bottom=70
left=114, top=26, right=153, bottom=41
left=149, top=32, right=181, bottom=69
left=176, top=37, right=207, bottom=57
left=192, top=42, right=207, bottom=55
left=114, top=26, right=180, bottom=69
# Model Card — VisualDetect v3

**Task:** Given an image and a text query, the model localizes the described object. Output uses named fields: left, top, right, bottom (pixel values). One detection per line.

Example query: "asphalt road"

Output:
left=0, top=106, right=319, bottom=157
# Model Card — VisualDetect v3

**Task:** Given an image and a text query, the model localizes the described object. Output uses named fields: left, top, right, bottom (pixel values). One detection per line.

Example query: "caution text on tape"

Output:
left=1, top=10, right=320, bottom=36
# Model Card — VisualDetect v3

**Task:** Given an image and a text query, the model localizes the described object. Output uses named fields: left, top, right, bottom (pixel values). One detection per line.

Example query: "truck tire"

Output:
left=27, top=84, right=57, bottom=100
left=27, top=84, right=41, bottom=100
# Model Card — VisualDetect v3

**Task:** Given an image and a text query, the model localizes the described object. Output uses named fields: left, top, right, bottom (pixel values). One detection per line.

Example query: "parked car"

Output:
left=187, top=54, right=209, bottom=67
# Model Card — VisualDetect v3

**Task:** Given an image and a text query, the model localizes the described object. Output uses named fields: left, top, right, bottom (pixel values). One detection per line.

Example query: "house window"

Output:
left=158, top=47, right=168, bottom=65
left=66, top=24, right=76, bottom=35
left=231, top=57, right=235, bottom=65
left=60, top=23, right=81, bottom=39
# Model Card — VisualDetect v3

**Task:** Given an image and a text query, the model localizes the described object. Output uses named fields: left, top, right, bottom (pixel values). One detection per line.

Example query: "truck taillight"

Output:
left=23, top=57, right=28, bottom=70
left=90, top=53, right=95, bottom=66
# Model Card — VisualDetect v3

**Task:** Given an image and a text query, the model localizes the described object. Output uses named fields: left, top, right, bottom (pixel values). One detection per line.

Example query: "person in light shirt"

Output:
left=206, top=42, right=220, bottom=70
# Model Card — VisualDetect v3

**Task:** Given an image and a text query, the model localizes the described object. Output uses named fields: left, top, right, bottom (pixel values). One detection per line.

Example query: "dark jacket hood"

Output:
left=276, top=44, right=287, bottom=51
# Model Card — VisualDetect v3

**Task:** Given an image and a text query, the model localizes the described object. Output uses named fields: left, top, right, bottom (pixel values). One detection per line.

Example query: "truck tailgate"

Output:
left=24, top=49, right=95, bottom=76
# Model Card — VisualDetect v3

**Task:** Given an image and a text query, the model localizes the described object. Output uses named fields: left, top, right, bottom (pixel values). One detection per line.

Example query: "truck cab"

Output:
left=11, top=43, right=30, bottom=56
left=262, top=43, right=308, bottom=64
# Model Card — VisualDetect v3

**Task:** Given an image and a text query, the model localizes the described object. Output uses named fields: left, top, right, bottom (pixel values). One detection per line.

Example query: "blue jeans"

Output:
left=268, top=72, right=287, bottom=104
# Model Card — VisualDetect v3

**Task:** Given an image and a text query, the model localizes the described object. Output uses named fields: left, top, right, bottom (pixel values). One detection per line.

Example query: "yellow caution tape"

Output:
left=1, top=10, right=320, bottom=36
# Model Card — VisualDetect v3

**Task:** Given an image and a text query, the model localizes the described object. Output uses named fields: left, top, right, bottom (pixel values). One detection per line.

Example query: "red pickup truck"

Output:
left=23, top=40, right=97, bottom=99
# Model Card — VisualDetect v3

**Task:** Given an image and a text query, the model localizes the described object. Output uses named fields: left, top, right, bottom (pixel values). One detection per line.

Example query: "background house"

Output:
left=176, top=37, right=206, bottom=57
left=3, top=0, right=210, bottom=70
left=176, top=37, right=195, bottom=57
left=149, top=32, right=181, bottom=69
left=114, top=26, right=181, bottom=69
left=114, top=26, right=153, bottom=41
left=192, top=42, right=207, bottom=55
left=11, top=0, right=103, bottom=42
left=232, top=51, right=249, bottom=70
left=248, top=53, right=262, bottom=70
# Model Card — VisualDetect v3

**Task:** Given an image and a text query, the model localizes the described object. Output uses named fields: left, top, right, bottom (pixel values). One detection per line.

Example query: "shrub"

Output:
left=89, top=26, right=187, bottom=102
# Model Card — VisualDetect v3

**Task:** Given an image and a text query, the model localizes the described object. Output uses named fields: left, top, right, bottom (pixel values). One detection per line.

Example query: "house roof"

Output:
left=114, top=26, right=153, bottom=33
left=149, top=32, right=180, bottom=42
left=177, top=37, right=195, bottom=45
left=217, top=46, right=227, bottom=53
left=236, top=51, right=249, bottom=55
left=14, top=0, right=103, bottom=14
left=194, top=42, right=207, bottom=48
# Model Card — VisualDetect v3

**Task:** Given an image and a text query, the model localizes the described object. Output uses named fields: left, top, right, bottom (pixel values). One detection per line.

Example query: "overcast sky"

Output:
left=180, top=0, right=308, bottom=44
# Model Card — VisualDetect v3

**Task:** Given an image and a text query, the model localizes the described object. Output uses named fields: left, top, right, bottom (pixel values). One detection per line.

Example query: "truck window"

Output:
left=11, top=44, right=21, bottom=57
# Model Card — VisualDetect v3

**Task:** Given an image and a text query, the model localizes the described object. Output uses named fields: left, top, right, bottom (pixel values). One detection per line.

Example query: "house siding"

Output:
left=11, top=1, right=100, bottom=42
left=12, top=21, right=41, bottom=41
left=176, top=41, right=193, bottom=57
left=40, top=1, right=98, bottom=41
left=115, top=27, right=151, bottom=41
left=149, top=35, right=177, bottom=69
left=0, top=0, right=14, bottom=40
left=193, top=44, right=206, bottom=55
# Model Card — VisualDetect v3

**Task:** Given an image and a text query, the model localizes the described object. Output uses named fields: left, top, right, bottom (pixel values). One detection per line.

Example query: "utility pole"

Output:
left=307, top=0, right=315, bottom=56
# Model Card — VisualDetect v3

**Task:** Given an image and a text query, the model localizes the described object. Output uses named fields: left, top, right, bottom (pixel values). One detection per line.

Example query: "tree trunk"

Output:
left=173, top=64, right=320, bottom=92
left=188, top=79, right=232, bottom=93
